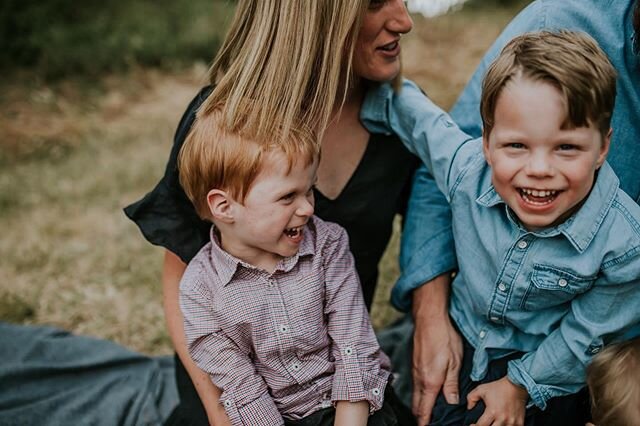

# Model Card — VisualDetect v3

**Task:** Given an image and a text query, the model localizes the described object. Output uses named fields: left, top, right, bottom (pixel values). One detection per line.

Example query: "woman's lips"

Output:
left=377, top=40, right=401, bottom=57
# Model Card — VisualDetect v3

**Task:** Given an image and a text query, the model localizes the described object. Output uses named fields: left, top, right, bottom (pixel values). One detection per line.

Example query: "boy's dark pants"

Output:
left=430, top=336, right=590, bottom=426
left=284, top=385, right=416, bottom=426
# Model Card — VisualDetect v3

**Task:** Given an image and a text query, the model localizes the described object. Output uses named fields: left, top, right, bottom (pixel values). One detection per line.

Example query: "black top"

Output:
left=124, top=86, right=419, bottom=308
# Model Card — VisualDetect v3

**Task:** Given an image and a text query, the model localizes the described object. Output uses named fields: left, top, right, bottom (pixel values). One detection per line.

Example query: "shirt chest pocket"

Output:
left=521, top=265, right=596, bottom=311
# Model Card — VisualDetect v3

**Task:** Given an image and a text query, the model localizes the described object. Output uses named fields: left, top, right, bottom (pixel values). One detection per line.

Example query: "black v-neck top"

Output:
left=124, top=86, right=419, bottom=308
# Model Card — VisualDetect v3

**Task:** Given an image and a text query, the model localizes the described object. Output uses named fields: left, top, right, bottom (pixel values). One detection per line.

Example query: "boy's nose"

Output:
left=526, top=154, right=554, bottom=177
left=296, top=198, right=314, bottom=217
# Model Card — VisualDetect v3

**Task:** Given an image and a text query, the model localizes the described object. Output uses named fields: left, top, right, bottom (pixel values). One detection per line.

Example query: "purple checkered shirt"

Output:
left=180, top=215, right=391, bottom=425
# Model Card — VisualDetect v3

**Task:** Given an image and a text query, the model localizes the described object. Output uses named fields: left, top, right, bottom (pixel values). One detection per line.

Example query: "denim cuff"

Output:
left=507, top=360, right=550, bottom=410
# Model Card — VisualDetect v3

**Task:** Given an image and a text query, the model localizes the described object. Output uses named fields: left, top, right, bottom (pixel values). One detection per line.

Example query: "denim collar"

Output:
left=476, top=161, right=619, bottom=253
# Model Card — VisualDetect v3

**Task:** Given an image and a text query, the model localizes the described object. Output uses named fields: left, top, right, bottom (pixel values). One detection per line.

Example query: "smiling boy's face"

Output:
left=483, top=76, right=610, bottom=230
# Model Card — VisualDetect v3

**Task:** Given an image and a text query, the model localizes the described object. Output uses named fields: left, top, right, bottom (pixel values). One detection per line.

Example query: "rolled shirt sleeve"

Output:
left=507, top=261, right=640, bottom=409
left=322, top=224, right=391, bottom=412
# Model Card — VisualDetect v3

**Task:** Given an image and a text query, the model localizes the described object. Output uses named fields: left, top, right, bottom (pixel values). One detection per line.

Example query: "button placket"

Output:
left=489, top=235, right=532, bottom=324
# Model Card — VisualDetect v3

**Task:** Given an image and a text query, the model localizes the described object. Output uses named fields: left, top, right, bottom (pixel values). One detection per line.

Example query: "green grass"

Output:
left=0, top=1, right=531, bottom=354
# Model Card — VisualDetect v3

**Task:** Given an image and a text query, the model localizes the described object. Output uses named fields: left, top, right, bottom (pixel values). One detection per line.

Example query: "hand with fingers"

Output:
left=467, top=377, right=528, bottom=426
left=411, top=274, right=463, bottom=426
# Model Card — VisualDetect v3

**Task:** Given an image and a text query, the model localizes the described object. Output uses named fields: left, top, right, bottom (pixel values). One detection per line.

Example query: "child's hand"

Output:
left=467, top=377, right=528, bottom=426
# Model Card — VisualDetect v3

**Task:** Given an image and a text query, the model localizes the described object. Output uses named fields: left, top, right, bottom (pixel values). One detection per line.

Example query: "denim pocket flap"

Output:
left=531, top=265, right=596, bottom=294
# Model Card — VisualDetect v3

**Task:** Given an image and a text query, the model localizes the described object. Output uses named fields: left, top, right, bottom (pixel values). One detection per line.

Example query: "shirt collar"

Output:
left=208, top=218, right=318, bottom=286
left=476, top=162, right=619, bottom=252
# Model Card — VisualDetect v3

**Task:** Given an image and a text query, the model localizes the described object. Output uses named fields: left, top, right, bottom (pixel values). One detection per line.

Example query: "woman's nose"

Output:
left=386, top=0, right=413, bottom=35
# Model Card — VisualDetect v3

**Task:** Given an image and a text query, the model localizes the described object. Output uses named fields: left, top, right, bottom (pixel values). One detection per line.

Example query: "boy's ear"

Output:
left=596, top=128, right=612, bottom=169
left=206, top=189, right=234, bottom=224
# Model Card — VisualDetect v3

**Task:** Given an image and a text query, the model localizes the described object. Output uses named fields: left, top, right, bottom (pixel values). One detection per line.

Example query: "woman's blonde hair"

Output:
left=201, top=0, right=368, bottom=144
left=587, top=338, right=640, bottom=426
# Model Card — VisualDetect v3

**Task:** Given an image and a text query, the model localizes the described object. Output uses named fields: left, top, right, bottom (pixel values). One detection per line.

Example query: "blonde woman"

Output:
left=126, top=0, right=451, bottom=424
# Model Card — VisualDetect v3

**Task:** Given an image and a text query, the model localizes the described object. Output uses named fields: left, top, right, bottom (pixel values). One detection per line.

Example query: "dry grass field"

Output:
left=0, top=1, right=531, bottom=355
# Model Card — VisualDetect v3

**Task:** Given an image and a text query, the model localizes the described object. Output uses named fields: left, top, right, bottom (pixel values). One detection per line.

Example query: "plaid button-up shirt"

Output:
left=180, top=216, right=391, bottom=425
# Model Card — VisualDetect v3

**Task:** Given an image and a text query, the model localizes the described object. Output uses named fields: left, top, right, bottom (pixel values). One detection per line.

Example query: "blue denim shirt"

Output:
left=361, top=79, right=640, bottom=409
left=395, top=0, right=640, bottom=312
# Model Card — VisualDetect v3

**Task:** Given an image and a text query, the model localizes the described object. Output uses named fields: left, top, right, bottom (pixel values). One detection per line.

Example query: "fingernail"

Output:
left=448, top=393, right=459, bottom=404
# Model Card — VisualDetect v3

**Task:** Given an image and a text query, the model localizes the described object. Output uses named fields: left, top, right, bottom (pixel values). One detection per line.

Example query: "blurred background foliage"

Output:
left=0, top=0, right=528, bottom=80
left=0, top=0, right=232, bottom=79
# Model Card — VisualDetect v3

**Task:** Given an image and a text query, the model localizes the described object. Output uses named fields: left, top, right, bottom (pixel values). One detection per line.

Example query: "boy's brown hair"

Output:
left=480, top=30, right=617, bottom=138
left=178, top=103, right=319, bottom=221
left=587, top=338, right=640, bottom=426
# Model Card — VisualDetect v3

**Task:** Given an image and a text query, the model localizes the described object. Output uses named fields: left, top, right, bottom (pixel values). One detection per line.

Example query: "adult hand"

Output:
left=411, top=274, right=463, bottom=426
left=467, top=377, right=528, bottom=426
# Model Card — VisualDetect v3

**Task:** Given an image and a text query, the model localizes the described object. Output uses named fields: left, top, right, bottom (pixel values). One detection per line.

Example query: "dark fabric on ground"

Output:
left=0, top=321, right=178, bottom=426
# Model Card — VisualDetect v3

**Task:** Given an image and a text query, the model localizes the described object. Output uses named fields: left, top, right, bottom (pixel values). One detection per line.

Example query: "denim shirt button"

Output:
left=490, top=316, right=500, bottom=323
left=517, top=240, right=528, bottom=249
left=498, top=283, right=507, bottom=292
left=479, top=330, right=487, bottom=339
left=558, top=278, right=568, bottom=287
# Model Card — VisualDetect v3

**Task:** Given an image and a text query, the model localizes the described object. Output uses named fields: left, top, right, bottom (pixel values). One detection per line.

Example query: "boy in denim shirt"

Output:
left=362, top=31, right=640, bottom=424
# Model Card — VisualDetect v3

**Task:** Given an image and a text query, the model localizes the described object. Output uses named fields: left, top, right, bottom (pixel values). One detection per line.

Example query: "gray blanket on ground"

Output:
left=0, top=321, right=178, bottom=426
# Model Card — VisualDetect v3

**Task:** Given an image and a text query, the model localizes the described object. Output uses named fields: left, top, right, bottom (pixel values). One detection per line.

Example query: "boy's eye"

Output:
left=280, top=192, right=295, bottom=202
left=507, top=142, right=525, bottom=149
left=558, top=144, right=577, bottom=151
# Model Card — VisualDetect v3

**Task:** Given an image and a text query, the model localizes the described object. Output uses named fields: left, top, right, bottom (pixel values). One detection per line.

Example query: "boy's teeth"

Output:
left=522, top=188, right=557, bottom=197
left=284, top=226, right=303, bottom=237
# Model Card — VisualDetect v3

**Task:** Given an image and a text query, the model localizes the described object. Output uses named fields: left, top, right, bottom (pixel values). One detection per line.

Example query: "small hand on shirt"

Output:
left=468, top=377, right=528, bottom=426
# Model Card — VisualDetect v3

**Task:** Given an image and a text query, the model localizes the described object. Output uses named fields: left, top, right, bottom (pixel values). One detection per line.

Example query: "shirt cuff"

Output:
left=331, top=346, right=391, bottom=413
left=222, top=392, right=284, bottom=426
left=507, top=359, right=550, bottom=410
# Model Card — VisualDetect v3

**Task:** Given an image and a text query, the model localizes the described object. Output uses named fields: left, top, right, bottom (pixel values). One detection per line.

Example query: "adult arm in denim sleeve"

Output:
left=507, top=259, right=640, bottom=409
left=393, top=164, right=456, bottom=312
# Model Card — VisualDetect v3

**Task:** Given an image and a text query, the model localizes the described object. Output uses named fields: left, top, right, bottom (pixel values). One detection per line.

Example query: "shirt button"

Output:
left=479, top=330, right=487, bottom=339
left=223, top=399, right=232, bottom=408
left=490, top=316, right=500, bottom=323
left=267, top=279, right=274, bottom=287
left=291, top=362, right=301, bottom=371
left=558, top=278, right=568, bottom=287
left=498, top=283, right=507, bottom=292
left=372, top=388, right=381, bottom=396
left=344, top=347, right=353, bottom=356
left=279, top=325, right=289, bottom=333
left=517, top=240, right=528, bottom=249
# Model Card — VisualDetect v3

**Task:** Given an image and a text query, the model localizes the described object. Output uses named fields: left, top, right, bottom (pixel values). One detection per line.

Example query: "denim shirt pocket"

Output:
left=521, top=265, right=596, bottom=311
